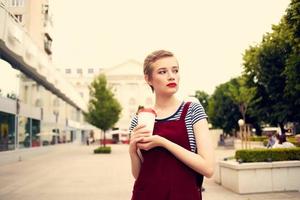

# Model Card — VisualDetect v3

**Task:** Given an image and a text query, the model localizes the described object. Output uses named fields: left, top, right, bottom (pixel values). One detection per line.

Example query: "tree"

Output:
left=85, top=74, right=122, bottom=147
left=284, top=0, right=300, bottom=122
left=208, top=81, right=241, bottom=134
left=227, top=76, right=255, bottom=124
left=194, top=90, right=209, bottom=112
left=242, top=0, right=300, bottom=135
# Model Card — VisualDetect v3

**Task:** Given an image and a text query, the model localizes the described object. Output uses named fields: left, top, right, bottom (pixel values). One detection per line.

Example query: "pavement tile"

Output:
left=0, top=144, right=299, bottom=200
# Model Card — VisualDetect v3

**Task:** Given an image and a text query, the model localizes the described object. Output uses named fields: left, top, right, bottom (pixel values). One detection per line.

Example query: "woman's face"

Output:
left=146, top=56, right=180, bottom=95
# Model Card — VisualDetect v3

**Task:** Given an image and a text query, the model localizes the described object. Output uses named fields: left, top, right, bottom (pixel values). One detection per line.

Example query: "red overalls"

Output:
left=131, top=102, right=203, bottom=200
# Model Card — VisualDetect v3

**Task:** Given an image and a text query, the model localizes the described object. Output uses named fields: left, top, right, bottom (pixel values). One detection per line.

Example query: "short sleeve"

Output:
left=129, top=114, right=138, bottom=133
left=190, top=102, right=208, bottom=125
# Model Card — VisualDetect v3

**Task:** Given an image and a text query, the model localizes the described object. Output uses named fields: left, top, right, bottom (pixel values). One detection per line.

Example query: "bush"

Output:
left=94, top=146, right=112, bottom=154
left=263, top=139, right=268, bottom=146
left=249, top=136, right=267, bottom=142
left=235, top=147, right=300, bottom=163
left=287, top=137, right=300, bottom=147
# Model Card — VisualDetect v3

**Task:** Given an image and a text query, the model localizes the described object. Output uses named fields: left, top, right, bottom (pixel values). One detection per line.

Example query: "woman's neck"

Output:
left=154, top=94, right=180, bottom=110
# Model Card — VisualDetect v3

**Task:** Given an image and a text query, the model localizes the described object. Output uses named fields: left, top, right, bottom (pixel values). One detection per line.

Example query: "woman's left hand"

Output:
left=137, top=135, right=166, bottom=151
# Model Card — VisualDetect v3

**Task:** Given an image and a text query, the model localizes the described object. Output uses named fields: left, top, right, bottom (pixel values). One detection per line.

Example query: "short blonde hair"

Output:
left=143, top=50, right=174, bottom=92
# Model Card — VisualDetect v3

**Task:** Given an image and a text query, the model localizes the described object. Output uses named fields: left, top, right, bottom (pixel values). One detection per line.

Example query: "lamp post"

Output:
left=238, top=119, right=245, bottom=149
left=53, top=110, right=59, bottom=144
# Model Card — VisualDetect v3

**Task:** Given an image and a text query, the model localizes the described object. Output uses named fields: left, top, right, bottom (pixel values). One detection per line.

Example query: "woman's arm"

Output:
left=137, top=119, right=215, bottom=178
left=129, top=149, right=142, bottom=179
left=129, top=124, right=150, bottom=179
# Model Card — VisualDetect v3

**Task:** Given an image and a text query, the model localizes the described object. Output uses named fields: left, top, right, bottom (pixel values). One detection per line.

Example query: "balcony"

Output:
left=44, top=33, right=52, bottom=55
left=0, top=3, right=87, bottom=112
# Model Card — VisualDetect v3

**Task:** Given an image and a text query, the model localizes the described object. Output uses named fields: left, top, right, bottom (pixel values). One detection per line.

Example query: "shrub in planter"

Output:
left=249, top=136, right=267, bottom=142
left=94, top=146, right=112, bottom=154
left=287, top=137, right=300, bottom=147
left=235, top=147, right=300, bottom=163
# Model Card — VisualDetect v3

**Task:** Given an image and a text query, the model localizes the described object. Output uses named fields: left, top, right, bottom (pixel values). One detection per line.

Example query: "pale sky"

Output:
left=50, top=0, right=290, bottom=97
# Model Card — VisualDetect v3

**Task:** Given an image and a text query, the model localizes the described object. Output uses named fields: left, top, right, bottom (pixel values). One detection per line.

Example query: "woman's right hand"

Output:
left=129, top=124, right=151, bottom=155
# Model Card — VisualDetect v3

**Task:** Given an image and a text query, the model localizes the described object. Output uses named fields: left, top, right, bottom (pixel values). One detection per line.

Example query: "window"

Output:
left=65, top=68, right=71, bottom=74
left=44, top=33, right=52, bottom=55
left=31, top=119, right=41, bottom=147
left=98, top=68, right=104, bottom=73
left=77, top=68, right=82, bottom=74
left=11, top=0, right=25, bottom=6
left=88, top=68, right=94, bottom=74
left=53, top=98, right=60, bottom=107
left=14, top=14, right=23, bottom=23
left=0, top=111, right=16, bottom=151
left=35, top=99, right=43, bottom=107
left=42, top=4, right=50, bottom=26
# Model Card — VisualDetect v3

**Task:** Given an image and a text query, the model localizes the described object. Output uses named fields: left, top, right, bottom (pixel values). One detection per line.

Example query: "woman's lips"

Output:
left=167, top=83, right=177, bottom=87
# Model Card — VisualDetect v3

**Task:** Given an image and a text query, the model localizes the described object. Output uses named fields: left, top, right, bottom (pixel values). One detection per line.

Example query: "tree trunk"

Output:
left=279, top=122, right=286, bottom=142
left=103, top=131, right=106, bottom=147
left=239, top=103, right=246, bottom=123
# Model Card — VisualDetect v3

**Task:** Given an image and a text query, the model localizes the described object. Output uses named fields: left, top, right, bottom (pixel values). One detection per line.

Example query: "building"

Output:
left=0, top=1, right=95, bottom=152
left=2, top=0, right=53, bottom=57
left=103, top=60, right=154, bottom=130
left=62, top=60, right=155, bottom=142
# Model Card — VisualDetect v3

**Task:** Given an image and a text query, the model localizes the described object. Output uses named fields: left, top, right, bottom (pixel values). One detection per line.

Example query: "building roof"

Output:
left=103, top=59, right=143, bottom=77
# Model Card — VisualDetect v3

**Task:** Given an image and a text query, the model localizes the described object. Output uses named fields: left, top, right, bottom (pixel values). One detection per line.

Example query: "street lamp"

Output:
left=238, top=119, right=245, bottom=149
left=238, top=119, right=245, bottom=127
left=53, top=109, right=59, bottom=144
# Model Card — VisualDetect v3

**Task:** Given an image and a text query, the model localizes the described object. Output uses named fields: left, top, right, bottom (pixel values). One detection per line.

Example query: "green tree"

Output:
left=284, top=0, right=300, bottom=122
left=194, top=90, right=209, bottom=112
left=85, top=74, right=122, bottom=147
left=208, top=81, right=240, bottom=134
left=243, top=0, right=300, bottom=134
left=227, top=76, right=255, bottom=124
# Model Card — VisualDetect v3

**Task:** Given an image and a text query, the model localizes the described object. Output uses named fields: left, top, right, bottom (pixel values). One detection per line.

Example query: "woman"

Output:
left=129, top=50, right=214, bottom=200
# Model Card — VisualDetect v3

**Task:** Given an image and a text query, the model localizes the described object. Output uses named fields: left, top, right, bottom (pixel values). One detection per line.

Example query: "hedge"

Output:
left=94, top=146, right=112, bottom=154
left=249, top=136, right=267, bottom=142
left=287, top=137, right=300, bottom=147
left=235, top=148, right=300, bottom=163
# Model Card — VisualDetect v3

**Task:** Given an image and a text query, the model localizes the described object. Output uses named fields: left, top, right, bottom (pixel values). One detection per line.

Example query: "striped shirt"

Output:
left=129, top=102, right=208, bottom=152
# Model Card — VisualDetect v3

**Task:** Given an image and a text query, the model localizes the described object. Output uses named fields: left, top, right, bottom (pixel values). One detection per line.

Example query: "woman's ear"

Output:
left=144, top=75, right=152, bottom=86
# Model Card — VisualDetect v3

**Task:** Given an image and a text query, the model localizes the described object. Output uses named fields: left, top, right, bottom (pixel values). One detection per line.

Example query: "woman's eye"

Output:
left=158, top=71, right=166, bottom=74
left=173, top=69, right=179, bottom=73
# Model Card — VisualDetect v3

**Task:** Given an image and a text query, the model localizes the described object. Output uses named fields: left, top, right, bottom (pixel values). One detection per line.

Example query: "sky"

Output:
left=50, top=0, right=290, bottom=97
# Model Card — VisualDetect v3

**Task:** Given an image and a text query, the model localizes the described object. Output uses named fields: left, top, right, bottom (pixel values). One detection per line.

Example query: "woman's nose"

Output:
left=167, top=71, right=175, bottom=80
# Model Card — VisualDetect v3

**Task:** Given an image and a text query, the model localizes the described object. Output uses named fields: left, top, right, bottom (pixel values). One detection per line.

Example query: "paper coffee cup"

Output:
left=138, top=108, right=157, bottom=135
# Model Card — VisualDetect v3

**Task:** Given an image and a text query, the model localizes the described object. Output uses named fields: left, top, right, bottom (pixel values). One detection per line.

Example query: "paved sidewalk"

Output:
left=0, top=144, right=299, bottom=200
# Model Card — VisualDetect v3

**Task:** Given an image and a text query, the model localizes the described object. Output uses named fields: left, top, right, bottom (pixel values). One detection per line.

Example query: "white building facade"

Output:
left=0, top=1, right=95, bottom=152
left=63, top=60, right=155, bottom=134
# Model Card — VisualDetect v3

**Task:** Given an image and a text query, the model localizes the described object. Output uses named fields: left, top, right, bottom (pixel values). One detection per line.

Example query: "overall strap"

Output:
left=180, top=102, right=191, bottom=121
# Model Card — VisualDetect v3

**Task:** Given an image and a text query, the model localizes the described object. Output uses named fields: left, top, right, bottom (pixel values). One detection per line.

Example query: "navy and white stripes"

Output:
left=129, top=102, right=207, bottom=152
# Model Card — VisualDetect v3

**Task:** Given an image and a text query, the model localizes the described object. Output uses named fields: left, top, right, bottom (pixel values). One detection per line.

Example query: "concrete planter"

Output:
left=218, top=160, right=300, bottom=194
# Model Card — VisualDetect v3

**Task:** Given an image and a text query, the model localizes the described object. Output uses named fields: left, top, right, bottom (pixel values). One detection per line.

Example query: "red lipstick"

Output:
left=167, top=83, right=177, bottom=87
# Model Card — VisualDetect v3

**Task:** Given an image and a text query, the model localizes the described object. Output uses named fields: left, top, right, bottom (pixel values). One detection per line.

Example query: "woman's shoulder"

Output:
left=186, top=101, right=206, bottom=115
left=129, top=114, right=138, bottom=132
left=185, top=101, right=208, bottom=123
left=187, top=101, right=204, bottom=109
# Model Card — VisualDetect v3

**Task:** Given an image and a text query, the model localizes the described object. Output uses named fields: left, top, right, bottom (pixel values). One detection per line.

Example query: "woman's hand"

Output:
left=137, top=135, right=166, bottom=151
left=129, top=124, right=151, bottom=155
